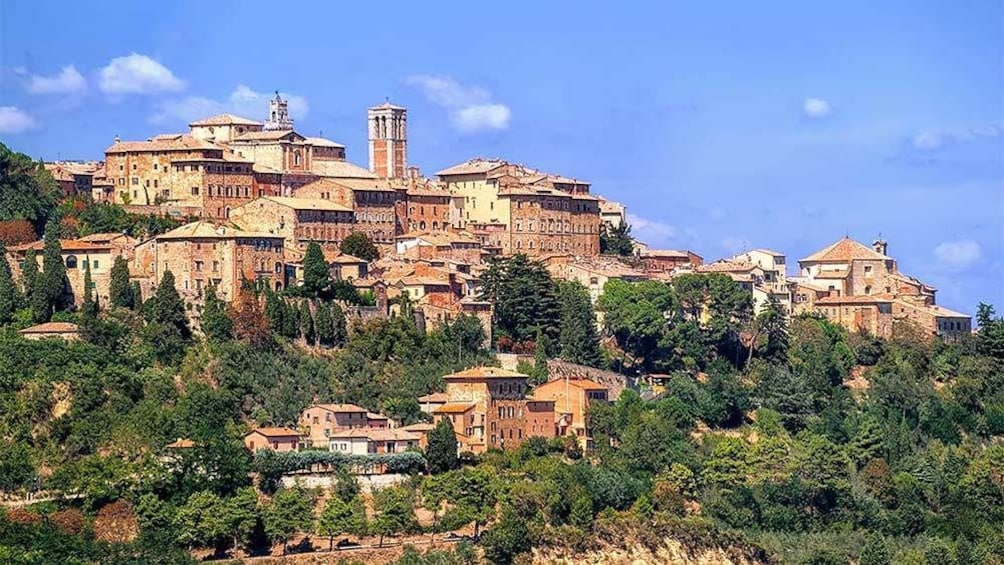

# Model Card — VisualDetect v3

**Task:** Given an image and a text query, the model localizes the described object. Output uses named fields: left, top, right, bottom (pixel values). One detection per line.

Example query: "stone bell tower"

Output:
left=264, top=91, right=294, bottom=131
left=368, top=100, right=407, bottom=179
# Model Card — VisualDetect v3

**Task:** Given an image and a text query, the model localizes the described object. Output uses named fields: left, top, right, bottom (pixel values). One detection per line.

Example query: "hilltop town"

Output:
left=2, top=93, right=999, bottom=565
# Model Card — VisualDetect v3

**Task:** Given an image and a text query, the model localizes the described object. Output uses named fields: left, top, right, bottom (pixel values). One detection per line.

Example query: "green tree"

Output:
left=298, top=300, right=315, bottom=345
left=860, top=534, right=891, bottom=565
left=0, top=143, right=61, bottom=229
left=0, top=441, right=35, bottom=491
left=317, top=495, right=353, bottom=550
left=302, top=241, right=331, bottom=296
left=315, top=299, right=335, bottom=346
left=200, top=285, right=233, bottom=341
left=751, top=295, right=788, bottom=363
left=340, top=231, right=379, bottom=262
left=331, top=302, right=348, bottom=346
left=108, top=255, right=134, bottom=309
left=478, top=254, right=560, bottom=347
left=557, top=280, right=603, bottom=367
left=151, top=269, right=190, bottom=339
left=0, top=242, right=16, bottom=324
left=220, top=487, right=258, bottom=556
left=36, top=221, right=67, bottom=322
left=600, top=222, right=634, bottom=256
left=262, top=487, right=314, bottom=555
left=481, top=505, right=531, bottom=565
left=426, top=418, right=459, bottom=474
left=449, top=467, right=498, bottom=538
left=373, top=486, right=416, bottom=547
left=597, top=278, right=674, bottom=370
left=174, top=490, right=226, bottom=550
left=80, top=261, right=98, bottom=319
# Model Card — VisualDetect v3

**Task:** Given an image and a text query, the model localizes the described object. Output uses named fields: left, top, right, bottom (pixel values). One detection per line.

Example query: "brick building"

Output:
left=368, top=101, right=407, bottom=179
left=637, top=249, right=703, bottom=274
left=532, top=377, right=610, bottom=450
left=292, top=177, right=398, bottom=248
left=430, top=367, right=556, bottom=454
left=132, top=221, right=286, bottom=303
left=395, top=230, right=484, bottom=265
left=228, top=196, right=355, bottom=251
left=244, top=427, right=300, bottom=452
left=44, top=161, right=101, bottom=197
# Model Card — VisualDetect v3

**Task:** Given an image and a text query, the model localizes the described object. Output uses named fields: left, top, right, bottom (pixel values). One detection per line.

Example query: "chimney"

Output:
left=873, top=239, right=888, bottom=256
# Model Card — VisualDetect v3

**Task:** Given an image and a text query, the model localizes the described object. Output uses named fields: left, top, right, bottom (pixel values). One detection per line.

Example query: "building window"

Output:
left=192, top=186, right=199, bottom=195
left=65, top=256, right=77, bottom=268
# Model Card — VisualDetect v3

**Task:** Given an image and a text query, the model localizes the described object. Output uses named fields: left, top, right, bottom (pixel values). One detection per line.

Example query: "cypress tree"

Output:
left=22, top=248, right=38, bottom=298
left=41, top=220, right=66, bottom=316
left=25, top=249, right=50, bottom=323
left=264, top=288, right=285, bottom=333
left=331, top=302, right=347, bottom=346
left=109, top=255, right=133, bottom=309
left=152, top=270, right=190, bottom=339
left=130, top=281, right=143, bottom=311
left=298, top=300, right=315, bottom=345
left=557, top=280, right=603, bottom=368
left=315, top=299, right=334, bottom=347
left=0, top=243, right=15, bottom=324
left=302, top=242, right=330, bottom=297
left=80, top=261, right=98, bottom=319
left=282, top=300, right=299, bottom=339
left=200, top=285, right=233, bottom=341
left=426, top=418, right=458, bottom=474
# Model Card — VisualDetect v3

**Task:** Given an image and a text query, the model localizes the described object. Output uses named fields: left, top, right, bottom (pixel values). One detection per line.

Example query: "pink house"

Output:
left=244, top=427, right=301, bottom=452
left=299, top=403, right=391, bottom=448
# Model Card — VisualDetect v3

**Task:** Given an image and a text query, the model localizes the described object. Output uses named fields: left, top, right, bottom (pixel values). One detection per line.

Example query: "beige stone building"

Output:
left=228, top=196, right=355, bottom=251
left=9, top=236, right=136, bottom=308
left=532, top=377, right=610, bottom=450
left=298, top=403, right=389, bottom=449
left=132, top=221, right=286, bottom=303
left=792, top=237, right=970, bottom=339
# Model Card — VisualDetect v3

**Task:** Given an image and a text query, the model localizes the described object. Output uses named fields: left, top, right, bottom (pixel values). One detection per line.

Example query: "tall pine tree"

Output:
left=40, top=221, right=66, bottom=318
left=200, top=285, right=233, bottom=341
left=302, top=242, right=330, bottom=297
left=331, top=302, right=347, bottom=347
left=557, top=280, right=603, bottom=367
left=152, top=270, right=190, bottom=339
left=109, top=255, right=134, bottom=309
left=0, top=242, right=15, bottom=324
left=298, top=300, right=315, bottom=345
left=315, top=300, right=335, bottom=347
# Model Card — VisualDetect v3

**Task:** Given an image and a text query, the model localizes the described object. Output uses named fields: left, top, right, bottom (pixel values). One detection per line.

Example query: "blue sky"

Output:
left=1, top=0, right=1001, bottom=313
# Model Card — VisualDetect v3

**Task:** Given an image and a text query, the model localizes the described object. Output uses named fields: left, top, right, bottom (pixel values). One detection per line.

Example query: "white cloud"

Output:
left=406, top=74, right=511, bottom=133
left=912, top=124, right=1002, bottom=151
left=803, top=97, right=832, bottom=119
left=453, top=104, right=511, bottom=132
left=99, top=53, right=184, bottom=95
left=151, top=85, right=309, bottom=125
left=0, top=106, right=38, bottom=134
left=627, top=213, right=676, bottom=245
left=22, top=65, right=86, bottom=94
left=934, top=240, right=981, bottom=270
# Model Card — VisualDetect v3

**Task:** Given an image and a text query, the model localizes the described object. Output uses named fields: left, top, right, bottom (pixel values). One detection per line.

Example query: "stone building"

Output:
left=368, top=101, right=407, bottom=179
left=598, top=197, right=627, bottom=230
left=189, top=113, right=263, bottom=144
left=292, top=177, right=398, bottom=248
left=637, top=249, right=704, bottom=274
left=394, top=230, right=484, bottom=265
left=532, top=377, right=610, bottom=450
left=298, top=403, right=389, bottom=449
left=430, top=367, right=556, bottom=454
left=228, top=196, right=355, bottom=251
left=435, top=158, right=603, bottom=257
left=792, top=237, right=970, bottom=339
left=8, top=237, right=135, bottom=308
left=132, top=221, right=286, bottom=303
left=104, top=133, right=256, bottom=218
left=542, top=254, right=649, bottom=303
left=696, top=249, right=792, bottom=314
left=400, top=186, right=452, bottom=232
left=44, top=161, right=101, bottom=197
left=244, top=427, right=300, bottom=452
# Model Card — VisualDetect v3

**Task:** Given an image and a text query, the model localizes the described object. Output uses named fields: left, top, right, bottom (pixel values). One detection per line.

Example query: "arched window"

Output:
left=432, top=221, right=439, bottom=230
left=274, top=262, right=282, bottom=273
left=225, top=207, right=231, bottom=218
left=420, top=221, right=426, bottom=230
left=65, top=255, right=78, bottom=268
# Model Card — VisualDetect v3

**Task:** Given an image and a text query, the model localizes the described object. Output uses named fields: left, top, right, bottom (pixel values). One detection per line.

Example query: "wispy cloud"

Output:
left=19, top=65, right=86, bottom=94
left=911, top=124, right=1002, bottom=151
left=802, top=97, right=832, bottom=119
left=405, top=75, right=511, bottom=133
left=0, top=106, right=38, bottom=134
left=99, top=53, right=184, bottom=95
left=934, top=240, right=981, bottom=270
left=627, top=213, right=676, bottom=246
left=151, top=85, right=309, bottom=125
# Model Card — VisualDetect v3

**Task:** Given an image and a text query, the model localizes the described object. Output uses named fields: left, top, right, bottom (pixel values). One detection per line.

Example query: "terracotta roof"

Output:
left=436, top=158, right=509, bottom=176
left=801, top=237, right=891, bottom=263
left=406, top=187, right=452, bottom=198
left=924, top=304, right=970, bottom=318
left=366, top=412, right=389, bottom=421
left=639, top=249, right=693, bottom=259
left=433, top=402, right=476, bottom=414
left=396, top=230, right=481, bottom=246
left=312, top=160, right=379, bottom=180
left=189, top=113, right=262, bottom=127
left=19, top=322, right=80, bottom=334
left=696, top=260, right=756, bottom=273
left=400, top=422, right=435, bottom=432
left=815, top=295, right=893, bottom=305
left=234, top=130, right=305, bottom=142
left=322, top=177, right=399, bottom=191
left=262, top=196, right=353, bottom=212
left=418, top=392, right=450, bottom=403
left=313, top=403, right=368, bottom=413
left=20, top=238, right=110, bottom=253
left=813, top=268, right=850, bottom=279
left=330, top=428, right=420, bottom=442
left=106, top=134, right=221, bottom=154
left=321, top=250, right=366, bottom=264
left=598, top=199, right=624, bottom=213
left=157, top=221, right=281, bottom=240
left=548, top=174, right=590, bottom=186
left=444, top=366, right=528, bottom=380
left=246, top=427, right=300, bottom=438
left=305, top=136, right=345, bottom=148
